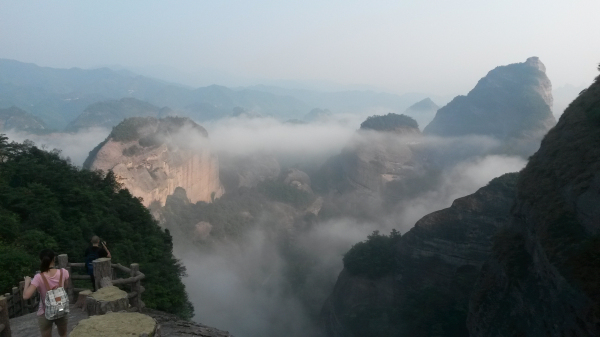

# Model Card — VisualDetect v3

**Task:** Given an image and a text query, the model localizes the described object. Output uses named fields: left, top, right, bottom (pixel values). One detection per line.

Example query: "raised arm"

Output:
left=102, top=241, right=112, bottom=258
left=22, top=276, right=37, bottom=300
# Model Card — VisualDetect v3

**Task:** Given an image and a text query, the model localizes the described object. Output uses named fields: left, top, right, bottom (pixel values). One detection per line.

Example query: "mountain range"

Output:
left=0, top=59, right=441, bottom=131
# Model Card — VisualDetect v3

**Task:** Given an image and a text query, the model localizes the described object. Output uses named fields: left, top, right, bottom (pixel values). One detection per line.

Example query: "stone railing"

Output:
left=0, top=254, right=145, bottom=337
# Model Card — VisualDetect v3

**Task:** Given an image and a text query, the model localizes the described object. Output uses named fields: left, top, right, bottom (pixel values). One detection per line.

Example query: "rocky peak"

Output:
left=525, top=56, right=546, bottom=72
left=84, top=116, right=223, bottom=207
left=405, top=97, right=439, bottom=112
left=423, top=57, right=556, bottom=156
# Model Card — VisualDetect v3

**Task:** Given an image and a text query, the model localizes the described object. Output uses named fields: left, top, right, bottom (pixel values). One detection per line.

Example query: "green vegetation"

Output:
left=0, top=136, right=193, bottom=319
left=109, top=117, right=157, bottom=142
left=360, top=113, right=419, bottom=131
left=343, top=230, right=401, bottom=278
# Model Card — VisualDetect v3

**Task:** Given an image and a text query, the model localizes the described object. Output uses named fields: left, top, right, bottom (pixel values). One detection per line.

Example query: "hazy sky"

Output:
left=1, top=0, right=599, bottom=95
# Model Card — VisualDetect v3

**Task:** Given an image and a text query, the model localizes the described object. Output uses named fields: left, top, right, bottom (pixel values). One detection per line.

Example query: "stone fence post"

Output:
left=0, top=296, right=11, bottom=337
left=56, top=254, right=73, bottom=301
left=130, top=263, right=141, bottom=312
left=92, top=258, right=112, bottom=290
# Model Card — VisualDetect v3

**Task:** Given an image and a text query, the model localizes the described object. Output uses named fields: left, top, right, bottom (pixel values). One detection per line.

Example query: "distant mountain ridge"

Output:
left=405, top=97, right=439, bottom=112
left=1, top=59, right=440, bottom=130
left=0, top=106, right=47, bottom=133
left=0, top=59, right=309, bottom=129
left=66, top=97, right=170, bottom=131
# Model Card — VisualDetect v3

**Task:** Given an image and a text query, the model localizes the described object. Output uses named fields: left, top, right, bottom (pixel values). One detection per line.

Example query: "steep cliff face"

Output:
left=424, top=57, right=556, bottom=156
left=467, top=67, right=600, bottom=336
left=84, top=116, right=223, bottom=207
left=321, top=173, right=518, bottom=336
left=321, top=66, right=600, bottom=337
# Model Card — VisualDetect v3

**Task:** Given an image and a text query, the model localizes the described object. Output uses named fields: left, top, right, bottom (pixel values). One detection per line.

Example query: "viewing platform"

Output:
left=0, top=254, right=233, bottom=337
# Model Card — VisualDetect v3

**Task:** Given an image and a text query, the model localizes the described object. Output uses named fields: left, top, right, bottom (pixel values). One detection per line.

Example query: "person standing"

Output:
left=23, top=249, right=70, bottom=337
left=84, top=235, right=111, bottom=291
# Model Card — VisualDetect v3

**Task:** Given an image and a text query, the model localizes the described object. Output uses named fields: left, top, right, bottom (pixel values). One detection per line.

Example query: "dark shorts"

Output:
left=37, top=314, right=68, bottom=333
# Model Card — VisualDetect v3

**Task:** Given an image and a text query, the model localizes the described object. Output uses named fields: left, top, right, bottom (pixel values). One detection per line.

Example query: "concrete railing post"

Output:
left=18, top=281, right=26, bottom=316
left=10, top=288, right=18, bottom=317
left=0, top=296, right=11, bottom=337
left=56, top=254, right=73, bottom=301
left=92, top=258, right=112, bottom=290
left=130, top=263, right=141, bottom=312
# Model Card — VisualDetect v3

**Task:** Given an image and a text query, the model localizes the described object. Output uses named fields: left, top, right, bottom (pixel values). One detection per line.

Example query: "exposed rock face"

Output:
left=424, top=57, right=556, bottom=156
left=66, top=97, right=169, bottom=131
left=320, top=173, right=518, bottom=336
left=314, top=114, right=423, bottom=222
left=84, top=116, right=223, bottom=207
left=338, top=130, right=419, bottom=193
left=0, top=106, right=47, bottom=132
left=467, top=68, right=600, bottom=336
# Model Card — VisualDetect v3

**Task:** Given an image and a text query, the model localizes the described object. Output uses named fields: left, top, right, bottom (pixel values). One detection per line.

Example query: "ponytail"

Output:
left=39, top=249, right=55, bottom=272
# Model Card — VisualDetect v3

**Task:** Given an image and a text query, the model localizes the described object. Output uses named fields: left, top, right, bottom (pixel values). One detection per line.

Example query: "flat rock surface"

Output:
left=89, top=285, right=127, bottom=301
left=9, top=305, right=234, bottom=337
left=71, top=312, right=156, bottom=337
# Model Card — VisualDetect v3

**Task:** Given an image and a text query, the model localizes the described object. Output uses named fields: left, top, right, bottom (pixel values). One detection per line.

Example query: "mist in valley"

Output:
left=147, top=116, right=529, bottom=336
left=2, top=2, right=599, bottom=336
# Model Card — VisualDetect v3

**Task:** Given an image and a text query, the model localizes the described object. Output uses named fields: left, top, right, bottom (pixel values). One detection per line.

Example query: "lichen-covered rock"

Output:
left=71, top=312, right=159, bottom=337
left=84, top=116, right=224, bottom=207
left=86, top=286, right=129, bottom=316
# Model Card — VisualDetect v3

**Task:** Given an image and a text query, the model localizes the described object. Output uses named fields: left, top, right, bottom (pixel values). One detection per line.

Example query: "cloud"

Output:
left=394, top=154, right=526, bottom=231
left=203, top=116, right=360, bottom=165
left=176, top=218, right=380, bottom=337
left=3, top=128, right=111, bottom=167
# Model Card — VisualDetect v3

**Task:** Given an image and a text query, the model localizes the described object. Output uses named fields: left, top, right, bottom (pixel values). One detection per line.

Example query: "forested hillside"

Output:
left=0, top=136, right=193, bottom=319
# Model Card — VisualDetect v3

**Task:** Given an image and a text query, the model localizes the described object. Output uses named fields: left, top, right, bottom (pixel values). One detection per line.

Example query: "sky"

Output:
left=1, top=0, right=599, bottom=96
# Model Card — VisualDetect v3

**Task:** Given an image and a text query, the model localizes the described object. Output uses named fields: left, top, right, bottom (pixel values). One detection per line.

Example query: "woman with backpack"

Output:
left=23, top=249, right=70, bottom=337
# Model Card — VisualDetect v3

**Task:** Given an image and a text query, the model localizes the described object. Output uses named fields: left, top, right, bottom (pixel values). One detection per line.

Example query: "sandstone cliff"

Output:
left=424, top=57, right=556, bottom=157
left=320, top=173, right=518, bottom=336
left=84, top=116, right=223, bottom=207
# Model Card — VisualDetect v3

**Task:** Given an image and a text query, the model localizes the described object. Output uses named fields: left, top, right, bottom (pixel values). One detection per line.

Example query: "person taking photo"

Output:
left=84, top=235, right=111, bottom=291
